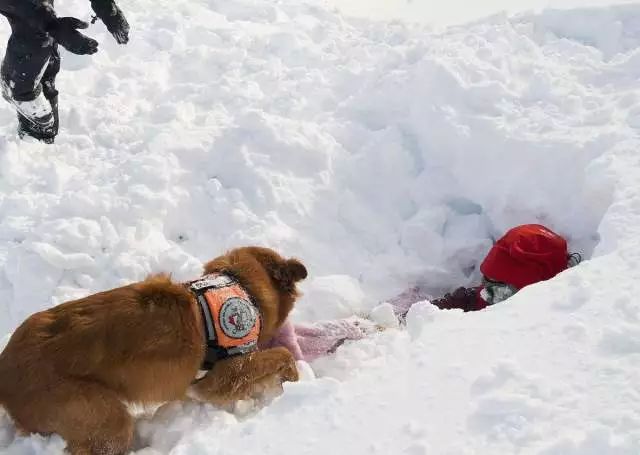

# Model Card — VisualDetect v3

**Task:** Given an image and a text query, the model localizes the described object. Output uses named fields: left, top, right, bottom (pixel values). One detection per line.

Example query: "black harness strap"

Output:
left=195, top=293, right=227, bottom=369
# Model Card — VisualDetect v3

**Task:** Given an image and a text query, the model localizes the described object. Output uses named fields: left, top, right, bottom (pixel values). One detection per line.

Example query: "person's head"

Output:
left=479, top=224, right=580, bottom=304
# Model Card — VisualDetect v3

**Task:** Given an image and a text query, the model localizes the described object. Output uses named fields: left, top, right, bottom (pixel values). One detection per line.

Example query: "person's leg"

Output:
left=295, top=317, right=378, bottom=362
left=41, top=42, right=60, bottom=101
left=274, top=287, right=432, bottom=362
left=40, top=42, right=60, bottom=134
left=1, top=16, right=56, bottom=142
left=263, top=319, right=305, bottom=361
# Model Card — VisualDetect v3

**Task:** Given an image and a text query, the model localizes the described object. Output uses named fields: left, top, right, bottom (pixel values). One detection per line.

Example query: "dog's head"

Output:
left=202, top=246, right=307, bottom=343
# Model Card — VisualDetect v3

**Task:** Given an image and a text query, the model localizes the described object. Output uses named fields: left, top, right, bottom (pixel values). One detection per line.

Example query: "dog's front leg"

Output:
left=189, top=347, right=299, bottom=407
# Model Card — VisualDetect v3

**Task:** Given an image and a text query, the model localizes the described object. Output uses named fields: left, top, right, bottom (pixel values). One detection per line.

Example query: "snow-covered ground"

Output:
left=1, top=0, right=640, bottom=453
left=328, top=0, right=640, bottom=26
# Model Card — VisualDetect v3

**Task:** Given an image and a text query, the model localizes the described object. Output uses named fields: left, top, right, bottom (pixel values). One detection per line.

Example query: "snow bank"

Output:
left=0, top=0, right=639, bottom=453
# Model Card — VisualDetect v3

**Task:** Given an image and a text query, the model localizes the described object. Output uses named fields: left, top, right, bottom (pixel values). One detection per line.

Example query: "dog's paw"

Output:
left=278, top=356, right=299, bottom=383
left=266, top=346, right=299, bottom=383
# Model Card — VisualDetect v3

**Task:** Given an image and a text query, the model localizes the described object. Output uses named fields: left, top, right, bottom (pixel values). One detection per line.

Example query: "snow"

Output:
left=1, top=0, right=640, bottom=453
left=328, top=0, right=640, bottom=27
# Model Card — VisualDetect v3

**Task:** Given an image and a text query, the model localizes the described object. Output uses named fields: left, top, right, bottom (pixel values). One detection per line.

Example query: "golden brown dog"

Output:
left=0, top=246, right=306, bottom=454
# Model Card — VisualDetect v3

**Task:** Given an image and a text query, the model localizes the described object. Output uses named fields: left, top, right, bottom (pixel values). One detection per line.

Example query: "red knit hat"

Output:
left=480, top=224, right=568, bottom=290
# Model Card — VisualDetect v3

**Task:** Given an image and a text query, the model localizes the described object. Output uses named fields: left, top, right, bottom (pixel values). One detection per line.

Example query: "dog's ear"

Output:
left=286, top=259, right=308, bottom=282
left=270, top=258, right=307, bottom=290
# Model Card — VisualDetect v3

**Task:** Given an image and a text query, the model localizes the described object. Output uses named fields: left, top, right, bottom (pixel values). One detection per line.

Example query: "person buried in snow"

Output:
left=0, top=0, right=129, bottom=143
left=266, top=223, right=583, bottom=362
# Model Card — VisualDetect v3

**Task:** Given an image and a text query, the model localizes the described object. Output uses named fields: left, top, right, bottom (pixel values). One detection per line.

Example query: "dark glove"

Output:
left=46, top=17, right=98, bottom=55
left=91, top=0, right=129, bottom=44
left=431, top=287, right=479, bottom=312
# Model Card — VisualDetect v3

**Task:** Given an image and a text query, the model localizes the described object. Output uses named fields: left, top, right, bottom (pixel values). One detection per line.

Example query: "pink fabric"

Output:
left=268, top=286, right=431, bottom=362
left=265, top=317, right=375, bottom=362
left=386, top=286, right=431, bottom=318
left=268, top=319, right=304, bottom=360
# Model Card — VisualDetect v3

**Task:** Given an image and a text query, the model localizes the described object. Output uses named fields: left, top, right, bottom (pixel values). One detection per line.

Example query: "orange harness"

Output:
left=188, top=274, right=261, bottom=370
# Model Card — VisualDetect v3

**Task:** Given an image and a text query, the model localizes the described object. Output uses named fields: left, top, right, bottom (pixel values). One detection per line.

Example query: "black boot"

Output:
left=14, top=92, right=58, bottom=144
left=2, top=82, right=56, bottom=144
left=16, top=107, right=57, bottom=143
left=19, top=93, right=59, bottom=144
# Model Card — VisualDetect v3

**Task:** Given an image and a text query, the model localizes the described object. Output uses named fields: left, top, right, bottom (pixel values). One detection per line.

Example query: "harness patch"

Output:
left=189, top=274, right=261, bottom=370
left=219, top=297, right=259, bottom=339
left=202, top=286, right=261, bottom=350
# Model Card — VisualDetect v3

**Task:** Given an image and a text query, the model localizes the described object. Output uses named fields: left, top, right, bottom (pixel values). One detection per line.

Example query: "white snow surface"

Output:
left=1, top=0, right=640, bottom=453
left=328, top=0, right=640, bottom=27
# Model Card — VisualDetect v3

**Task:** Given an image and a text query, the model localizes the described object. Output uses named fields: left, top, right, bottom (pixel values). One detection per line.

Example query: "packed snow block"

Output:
left=535, top=6, right=640, bottom=59
left=369, top=302, right=399, bottom=329
left=295, top=360, right=316, bottom=381
left=298, top=275, right=366, bottom=322
left=405, top=300, right=441, bottom=340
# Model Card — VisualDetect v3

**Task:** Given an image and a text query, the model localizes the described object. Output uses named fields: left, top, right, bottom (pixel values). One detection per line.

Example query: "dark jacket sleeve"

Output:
left=89, top=0, right=116, bottom=21
left=431, top=287, right=487, bottom=312
left=0, top=0, right=56, bottom=31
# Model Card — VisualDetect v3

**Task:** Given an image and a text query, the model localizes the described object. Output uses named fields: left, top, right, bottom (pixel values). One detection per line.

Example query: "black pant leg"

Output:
left=41, top=42, right=59, bottom=101
left=1, top=16, right=55, bottom=102
left=41, top=42, right=59, bottom=135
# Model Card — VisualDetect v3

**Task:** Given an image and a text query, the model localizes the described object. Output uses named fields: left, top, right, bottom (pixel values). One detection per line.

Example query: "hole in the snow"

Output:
left=297, top=95, right=616, bottom=314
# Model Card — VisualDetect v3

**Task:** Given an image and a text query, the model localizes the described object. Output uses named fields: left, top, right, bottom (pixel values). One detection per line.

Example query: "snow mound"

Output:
left=0, top=1, right=639, bottom=453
